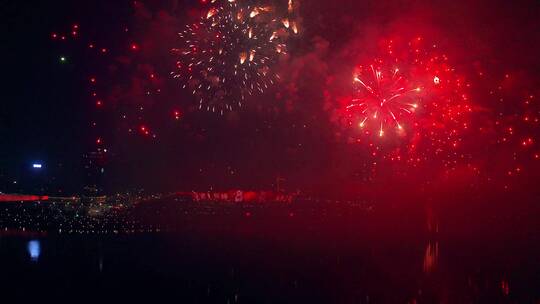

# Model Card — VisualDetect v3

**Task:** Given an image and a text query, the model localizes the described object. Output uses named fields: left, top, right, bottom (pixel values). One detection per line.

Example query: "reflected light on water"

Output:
left=27, top=240, right=41, bottom=262
left=501, top=279, right=510, bottom=296
left=423, top=241, right=439, bottom=274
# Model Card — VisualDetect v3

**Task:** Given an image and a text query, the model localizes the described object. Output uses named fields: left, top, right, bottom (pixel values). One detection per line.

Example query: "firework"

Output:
left=341, top=37, right=473, bottom=167
left=172, top=0, right=298, bottom=115
left=349, top=64, right=422, bottom=138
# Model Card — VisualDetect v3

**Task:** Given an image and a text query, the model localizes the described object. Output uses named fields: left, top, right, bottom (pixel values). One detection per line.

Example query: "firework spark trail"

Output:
left=172, top=0, right=298, bottom=115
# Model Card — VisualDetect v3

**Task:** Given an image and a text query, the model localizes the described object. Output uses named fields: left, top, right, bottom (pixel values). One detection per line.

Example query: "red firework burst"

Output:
left=341, top=37, right=473, bottom=166
left=349, top=64, right=422, bottom=138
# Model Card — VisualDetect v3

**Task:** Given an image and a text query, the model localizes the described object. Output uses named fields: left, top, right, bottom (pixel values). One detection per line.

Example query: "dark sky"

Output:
left=1, top=0, right=539, bottom=195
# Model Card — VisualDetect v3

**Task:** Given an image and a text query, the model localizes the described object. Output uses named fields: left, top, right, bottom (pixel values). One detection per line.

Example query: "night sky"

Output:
left=1, top=0, right=540, bottom=196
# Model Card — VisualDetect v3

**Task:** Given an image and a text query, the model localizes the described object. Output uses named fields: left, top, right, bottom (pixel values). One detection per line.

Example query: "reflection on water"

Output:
left=0, top=202, right=538, bottom=303
left=423, top=241, right=439, bottom=274
left=98, top=255, right=103, bottom=273
left=27, top=240, right=40, bottom=262
left=424, top=204, right=439, bottom=274
left=501, top=279, right=510, bottom=296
